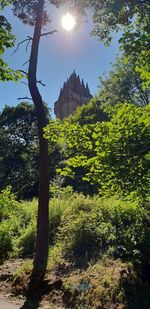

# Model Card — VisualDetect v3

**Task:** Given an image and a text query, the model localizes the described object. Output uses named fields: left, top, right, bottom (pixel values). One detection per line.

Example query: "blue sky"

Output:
left=0, top=4, right=120, bottom=117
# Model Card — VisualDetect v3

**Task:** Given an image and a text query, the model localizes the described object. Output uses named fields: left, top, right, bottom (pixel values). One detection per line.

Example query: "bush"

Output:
left=0, top=187, right=18, bottom=261
left=12, top=199, right=37, bottom=257
left=0, top=186, right=18, bottom=222
left=16, top=222, right=36, bottom=257
left=0, top=188, right=37, bottom=260
left=103, top=195, right=150, bottom=269
left=0, top=221, right=12, bottom=262
left=49, top=186, right=74, bottom=245
left=54, top=194, right=150, bottom=270
left=57, top=194, right=115, bottom=264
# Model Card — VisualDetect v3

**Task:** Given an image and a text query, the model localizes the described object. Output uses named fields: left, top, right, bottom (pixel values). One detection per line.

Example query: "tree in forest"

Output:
left=12, top=0, right=57, bottom=287
left=0, top=0, right=21, bottom=81
left=98, top=56, right=149, bottom=111
left=45, top=103, right=150, bottom=196
left=0, top=102, right=39, bottom=199
left=68, top=97, right=108, bottom=126
left=89, top=0, right=150, bottom=88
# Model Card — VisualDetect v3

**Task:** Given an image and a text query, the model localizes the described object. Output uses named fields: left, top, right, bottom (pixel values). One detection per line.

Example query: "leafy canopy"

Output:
left=98, top=56, right=149, bottom=111
left=0, top=0, right=22, bottom=81
left=45, top=103, right=150, bottom=196
left=0, top=103, right=39, bottom=199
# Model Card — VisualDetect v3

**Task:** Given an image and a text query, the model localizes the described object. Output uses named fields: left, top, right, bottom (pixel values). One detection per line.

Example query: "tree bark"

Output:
left=28, top=0, right=49, bottom=286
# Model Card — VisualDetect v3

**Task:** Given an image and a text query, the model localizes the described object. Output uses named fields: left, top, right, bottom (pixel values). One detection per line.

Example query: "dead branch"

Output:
left=12, top=36, right=32, bottom=55
left=18, top=96, right=32, bottom=101
left=21, top=81, right=28, bottom=86
left=37, top=80, right=46, bottom=86
left=41, top=30, right=57, bottom=37
left=23, top=60, right=30, bottom=67
left=19, top=70, right=28, bottom=76
left=19, top=70, right=46, bottom=86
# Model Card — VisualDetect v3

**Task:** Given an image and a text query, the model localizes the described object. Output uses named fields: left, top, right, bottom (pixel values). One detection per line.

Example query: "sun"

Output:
left=61, top=12, right=76, bottom=31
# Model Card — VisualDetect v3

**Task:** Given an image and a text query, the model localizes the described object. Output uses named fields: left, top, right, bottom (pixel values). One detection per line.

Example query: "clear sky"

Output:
left=0, top=4, right=121, bottom=117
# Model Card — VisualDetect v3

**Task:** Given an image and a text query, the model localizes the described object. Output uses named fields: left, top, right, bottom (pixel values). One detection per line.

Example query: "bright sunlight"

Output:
left=61, top=12, right=76, bottom=31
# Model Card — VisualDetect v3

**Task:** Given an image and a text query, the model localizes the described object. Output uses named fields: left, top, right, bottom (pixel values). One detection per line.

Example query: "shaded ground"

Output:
left=0, top=259, right=150, bottom=309
left=0, top=259, right=64, bottom=309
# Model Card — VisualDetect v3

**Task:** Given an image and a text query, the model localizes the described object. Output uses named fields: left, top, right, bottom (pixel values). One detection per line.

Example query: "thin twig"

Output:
left=26, top=39, right=32, bottom=52
left=21, top=81, right=28, bottom=86
left=12, top=36, right=32, bottom=55
left=18, top=96, right=32, bottom=101
left=37, top=80, right=46, bottom=86
left=23, top=60, right=30, bottom=67
left=19, top=70, right=28, bottom=75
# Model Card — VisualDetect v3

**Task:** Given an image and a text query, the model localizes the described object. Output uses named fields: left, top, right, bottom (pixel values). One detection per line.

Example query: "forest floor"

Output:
left=0, top=298, right=21, bottom=309
left=1, top=258, right=150, bottom=309
left=0, top=259, right=65, bottom=308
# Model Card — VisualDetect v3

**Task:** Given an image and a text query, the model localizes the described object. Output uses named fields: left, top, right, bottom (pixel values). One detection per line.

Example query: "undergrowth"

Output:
left=0, top=186, right=150, bottom=307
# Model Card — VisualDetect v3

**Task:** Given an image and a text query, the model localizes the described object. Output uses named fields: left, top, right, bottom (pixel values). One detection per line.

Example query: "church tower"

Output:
left=54, top=71, right=92, bottom=120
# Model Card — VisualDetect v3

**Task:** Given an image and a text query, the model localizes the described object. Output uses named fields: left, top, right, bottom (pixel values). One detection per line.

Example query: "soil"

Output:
left=0, top=259, right=65, bottom=309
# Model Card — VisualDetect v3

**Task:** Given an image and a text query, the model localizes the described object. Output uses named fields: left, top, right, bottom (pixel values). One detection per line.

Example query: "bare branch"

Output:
left=12, top=36, right=32, bottom=55
left=19, top=70, right=46, bottom=87
left=26, top=38, right=32, bottom=52
left=21, top=81, right=28, bottom=86
left=23, top=60, right=30, bottom=67
left=41, top=30, right=57, bottom=37
left=18, top=96, right=32, bottom=101
left=19, top=70, right=28, bottom=76
left=37, top=80, right=46, bottom=86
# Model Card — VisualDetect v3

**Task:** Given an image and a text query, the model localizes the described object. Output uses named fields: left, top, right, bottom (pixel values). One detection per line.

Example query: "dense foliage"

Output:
left=0, top=102, right=39, bottom=199
left=98, top=57, right=149, bottom=109
left=0, top=0, right=22, bottom=81
left=45, top=103, right=150, bottom=196
left=89, top=0, right=150, bottom=88
left=1, top=187, right=150, bottom=279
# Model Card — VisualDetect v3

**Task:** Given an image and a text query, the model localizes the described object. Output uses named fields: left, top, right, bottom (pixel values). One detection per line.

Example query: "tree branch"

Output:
left=40, top=30, right=57, bottom=37
left=21, top=81, right=28, bottom=86
left=18, top=96, right=32, bottom=101
left=12, top=36, right=33, bottom=55
left=37, top=80, right=46, bottom=86
left=19, top=70, right=28, bottom=75
left=23, top=60, right=30, bottom=67
left=19, top=70, right=46, bottom=86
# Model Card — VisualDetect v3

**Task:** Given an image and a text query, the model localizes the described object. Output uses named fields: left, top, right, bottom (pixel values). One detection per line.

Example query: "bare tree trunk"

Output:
left=28, top=0, right=49, bottom=286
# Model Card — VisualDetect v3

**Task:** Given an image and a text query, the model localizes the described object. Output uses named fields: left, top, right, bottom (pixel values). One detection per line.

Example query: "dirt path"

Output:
left=0, top=299, right=20, bottom=309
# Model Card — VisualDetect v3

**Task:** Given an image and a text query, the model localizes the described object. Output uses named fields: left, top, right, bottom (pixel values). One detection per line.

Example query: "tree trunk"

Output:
left=28, top=0, right=49, bottom=287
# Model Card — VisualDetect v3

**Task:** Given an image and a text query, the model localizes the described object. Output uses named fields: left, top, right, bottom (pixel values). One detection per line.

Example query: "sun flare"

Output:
left=61, top=12, right=76, bottom=31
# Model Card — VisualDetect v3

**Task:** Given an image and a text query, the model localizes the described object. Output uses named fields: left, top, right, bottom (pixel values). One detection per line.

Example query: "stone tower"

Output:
left=54, top=71, right=93, bottom=120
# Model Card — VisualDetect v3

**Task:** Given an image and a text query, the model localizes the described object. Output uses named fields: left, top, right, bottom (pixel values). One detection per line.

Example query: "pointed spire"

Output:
left=82, top=79, right=85, bottom=87
left=86, top=83, right=90, bottom=96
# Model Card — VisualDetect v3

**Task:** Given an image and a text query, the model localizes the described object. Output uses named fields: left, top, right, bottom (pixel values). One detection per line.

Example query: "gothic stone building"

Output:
left=54, top=71, right=93, bottom=120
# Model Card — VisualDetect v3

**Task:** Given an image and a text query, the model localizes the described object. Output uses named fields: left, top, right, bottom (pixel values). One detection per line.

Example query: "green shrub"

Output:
left=49, top=186, right=75, bottom=245
left=16, top=222, right=36, bottom=257
left=0, top=221, right=12, bottom=262
left=103, top=196, right=150, bottom=268
left=57, top=194, right=115, bottom=264
left=54, top=194, right=150, bottom=270
left=0, top=186, right=18, bottom=222
left=16, top=199, right=37, bottom=230
left=0, top=187, right=19, bottom=261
